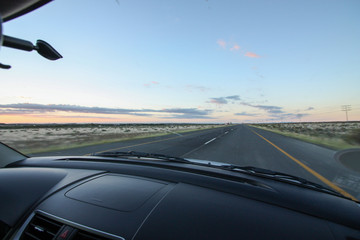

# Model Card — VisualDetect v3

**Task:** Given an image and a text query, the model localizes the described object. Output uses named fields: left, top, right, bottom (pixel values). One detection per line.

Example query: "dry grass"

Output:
left=0, top=124, right=223, bottom=154
left=250, top=121, right=360, bottom=150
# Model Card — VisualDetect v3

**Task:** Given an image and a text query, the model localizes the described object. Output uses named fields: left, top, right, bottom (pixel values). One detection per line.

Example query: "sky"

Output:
left=0, top=0, right=360, bottom=123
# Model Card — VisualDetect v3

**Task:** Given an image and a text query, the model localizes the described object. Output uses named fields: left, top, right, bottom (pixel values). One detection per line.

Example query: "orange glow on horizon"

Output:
left=0, top=113, right=219, bottom=124
left=1, top=107, right=359, bottom=124
left=0, top=111, right=359, bottom=124
left=0, top=114, right=152, bottom=124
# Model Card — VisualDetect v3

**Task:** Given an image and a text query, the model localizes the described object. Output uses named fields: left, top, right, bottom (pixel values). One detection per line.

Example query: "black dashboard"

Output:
left=0, top=156, right=360, bottom=240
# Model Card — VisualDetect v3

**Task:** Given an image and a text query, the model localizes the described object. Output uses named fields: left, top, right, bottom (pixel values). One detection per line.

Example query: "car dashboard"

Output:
left=0, top=156, right=360, bottom=240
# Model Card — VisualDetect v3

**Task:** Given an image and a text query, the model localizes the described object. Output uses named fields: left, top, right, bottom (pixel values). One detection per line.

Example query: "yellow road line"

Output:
left=250, top=128, right=358, bottom=201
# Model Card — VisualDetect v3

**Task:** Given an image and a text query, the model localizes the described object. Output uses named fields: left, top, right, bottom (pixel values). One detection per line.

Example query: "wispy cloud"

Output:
left=251, top=66, right=264, bottom=79
left=144, top=81, right=160, bottom=87
left=0, top=103, right=145, bottom=115
left=216, top=39, right=261, bottom=59
left=268, top=113, right=309, bottom=120
left=241, top=102, right=284, bottom=114
left=217, top=39, right=226, bottom=49
left=209, top=97, right=228, bottom=105
left=0, top=103, right=213, bottom=119
left=244, top=52, right=261, bottom=58
left=160, top=108, right=211, bottom=116
left=208, top=95, right=241, bottom=105
left=258, top=106, right=284, bottom=114
left=186, top=85, right=211, bottom=92
left=230, top=44, right=240, bottom=51
left=295, top=113, right=309, bottom=118
left=306, top=107, right=314, bottom=111
left=56, top=115, right=120, bottom=119
left=226, top=95, right=241, bottom=101
left=240, top=101, right=310, bottom=120
left=160, top=114, right=214, bottom=119
left=234, top=112, right=258, bottom=116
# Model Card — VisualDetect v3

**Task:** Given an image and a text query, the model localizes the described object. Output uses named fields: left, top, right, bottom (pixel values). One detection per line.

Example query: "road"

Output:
left=32, top=124, right=360, bottom=200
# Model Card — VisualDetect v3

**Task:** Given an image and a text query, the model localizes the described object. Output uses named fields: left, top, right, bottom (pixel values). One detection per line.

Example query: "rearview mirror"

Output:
left=0, top=14, right=2, bottom=44
left=2, top=35, right=62, bottom=60
left=0, top=14, right=11, bottom=69
left=35, top=39, right=63, bottom=60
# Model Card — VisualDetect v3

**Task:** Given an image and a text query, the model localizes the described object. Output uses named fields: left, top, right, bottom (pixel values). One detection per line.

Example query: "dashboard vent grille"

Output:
left=74, top=230, right=112, bottom=240
left=21, top=214, right=62, bottom=240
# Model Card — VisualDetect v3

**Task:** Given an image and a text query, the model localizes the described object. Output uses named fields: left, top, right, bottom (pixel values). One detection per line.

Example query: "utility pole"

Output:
left=341, top=105, right=351, bottom=121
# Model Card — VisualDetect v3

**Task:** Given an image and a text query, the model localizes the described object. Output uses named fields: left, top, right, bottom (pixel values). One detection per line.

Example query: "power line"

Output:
left=341, top=105, right=352, bottom=121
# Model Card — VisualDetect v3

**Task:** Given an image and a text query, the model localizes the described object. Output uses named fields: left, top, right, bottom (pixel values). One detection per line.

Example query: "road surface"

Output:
left=32, top=124, right=360, bottom=200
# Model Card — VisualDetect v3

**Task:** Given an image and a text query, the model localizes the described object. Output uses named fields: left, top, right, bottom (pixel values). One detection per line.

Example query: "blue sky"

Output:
left=1, top=0, right=359, bottom=123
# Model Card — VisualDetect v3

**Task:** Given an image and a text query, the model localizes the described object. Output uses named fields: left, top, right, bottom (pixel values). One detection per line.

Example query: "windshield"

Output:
left=0, top=0, right=359, bottom=200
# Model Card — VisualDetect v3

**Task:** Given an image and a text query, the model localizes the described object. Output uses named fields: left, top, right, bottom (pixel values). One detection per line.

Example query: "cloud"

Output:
left=239, top=101, right=311, bottom=121
left=160, top=108, right=211, bottom=116
left=244, top=52, right=261, bottom=58
left=251, top=66, right=265, bottom=79
left=0, top=103, right=140, bottom=115
left=55, top=115, right=121, bottom=119
left=306, top=107, right=314, bottom=111
left=157, top=108, right=214, bottom=119
left=186, top=85, right=211, bottom=92
left=217, top=39, right=226, bottom=49
left=295, top=113, right=309, bottom=118
left=241, top=102, right=283, bottom=113
left=144, top=81, right=160, bottom=87
left=217, top=39, right=261, bottom=59
left=0, top=103, right=212, bottom=119
left=208, top=95, right=241, bottom=105
left=209, top=97, right=228, bottom=105
left=267, top=113, right=309, bottom=120
left=230, top=44, right=240, bottom=51
left=226, top=95, right=241, bottom=101
left=256, top=73, right=264, bottom=78
left=265, top=108, right=284, bottom=114
left=160, top=114, right=215, bottom=119
left=234, top=112, right=258, bottom=116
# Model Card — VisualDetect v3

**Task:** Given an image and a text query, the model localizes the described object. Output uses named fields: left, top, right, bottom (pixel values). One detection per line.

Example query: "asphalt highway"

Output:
left=32, top=124, right=360, bottom=200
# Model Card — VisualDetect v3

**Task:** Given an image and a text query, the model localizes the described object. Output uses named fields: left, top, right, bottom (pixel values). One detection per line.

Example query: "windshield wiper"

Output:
left=219, top=165, right=346, bottom=198
left=91, top=151, right=347, bottom=199
left=92, top=151, right=190, bottom=164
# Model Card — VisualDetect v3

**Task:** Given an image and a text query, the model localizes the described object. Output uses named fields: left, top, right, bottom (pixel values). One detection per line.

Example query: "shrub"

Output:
left=343, top=129, right=360, bottom=144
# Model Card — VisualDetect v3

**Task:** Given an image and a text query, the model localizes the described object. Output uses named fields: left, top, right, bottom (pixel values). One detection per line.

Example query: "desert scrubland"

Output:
left=251, top=121, right=360, bottom=150
left=0, top=123, right=221, bottom=154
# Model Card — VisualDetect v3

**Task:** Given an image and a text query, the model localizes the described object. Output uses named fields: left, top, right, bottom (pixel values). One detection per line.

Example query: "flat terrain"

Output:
left=251, top=122, right=360, bottom=150
left=31, top=124, right=360, bottom=200
left=0, top=124, right=219, bottom=154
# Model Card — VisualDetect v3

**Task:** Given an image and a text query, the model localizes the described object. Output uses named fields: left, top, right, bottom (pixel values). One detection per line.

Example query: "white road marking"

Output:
left=171, top=131, right=183, bottom=136
left=204, top=138, right=216, bottom=145
left=225, top=131, right=229, bottom=134
left=166, top=130, right=182, bottom=136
